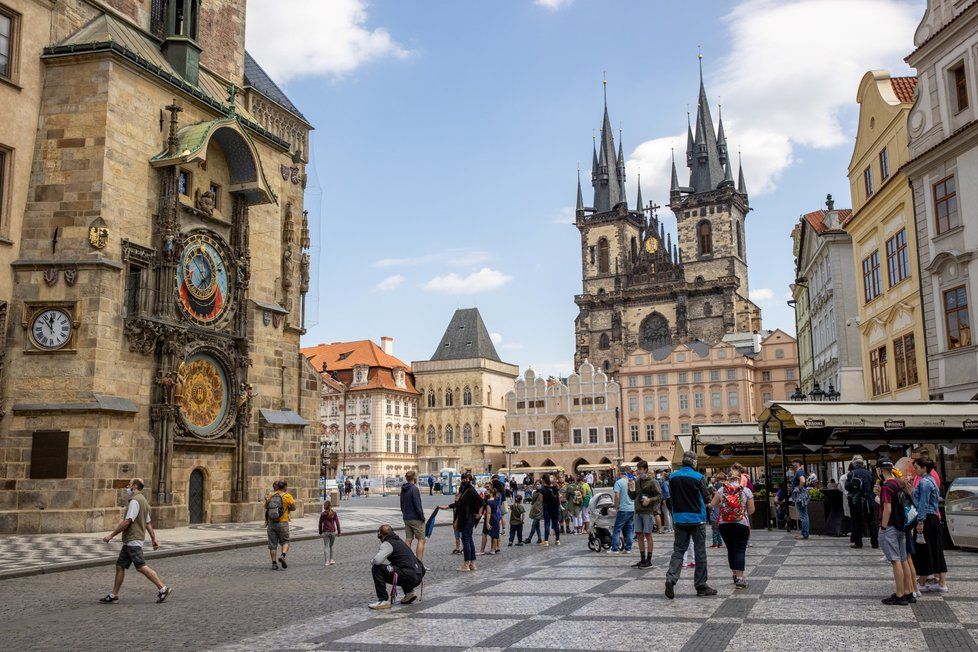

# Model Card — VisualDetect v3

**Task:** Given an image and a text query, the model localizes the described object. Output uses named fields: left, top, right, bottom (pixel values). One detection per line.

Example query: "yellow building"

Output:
left=845, top=71, right=928, bottom=400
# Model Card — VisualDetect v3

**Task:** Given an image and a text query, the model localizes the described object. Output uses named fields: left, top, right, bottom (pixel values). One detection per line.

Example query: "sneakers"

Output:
left=638, top=558, right=653, bottom=569
left=400, top=591, right=418, bottom=605
left=368, top=600, right=392, bottom=610
left=272, top=562, right=279, bottom=570
left=98, top=594, right=119, bottom=604
left=515, top=542, right=524, bottom=547
left=696, top=585, right=718, bottom=597
left=906, top=593, right=917, bottom=604
left=665, top=581, right=675, bottom=600
left=156, top=586, right=172, bottom=603
left=631, top=558, right=644, bottom=568
left=541, top=541, right=549, bottom=546
left=329, top=560, right=336, bottom=565
left=881, top=593, right=909, bottom=606
left=555, top=541, right=561, bottom=546
left=507, top=542, right=513, bottom=547
left=607, top=549, right=620, bottom=554
left=934, top=585, right=949, bottom=594
left=279, top=555, right=288, bottom=569
left=734, top=579, right=748, bottom=590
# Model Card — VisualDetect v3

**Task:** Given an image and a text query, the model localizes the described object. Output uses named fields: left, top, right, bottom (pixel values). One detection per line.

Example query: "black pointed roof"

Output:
left=429, top=308, right=501, bottom=362
left=593, top=102, right=624, bottom=212
left=243, top=52, right=309, bottom=124
left=689, top=69, right=725, bottom=194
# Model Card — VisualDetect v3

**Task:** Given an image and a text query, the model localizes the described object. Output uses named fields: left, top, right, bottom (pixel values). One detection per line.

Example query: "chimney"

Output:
left=381, top=336, right=394, bottom=356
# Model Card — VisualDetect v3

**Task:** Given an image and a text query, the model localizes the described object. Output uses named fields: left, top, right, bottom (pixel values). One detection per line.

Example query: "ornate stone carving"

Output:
left=124, top=318, right=163, bottom=355
left=63, top=267, right=78, bottom=286
left=88, top=218, right=108, bottom=249
left=121, top=239, right=157, bottom=266
left=282, top=202, right=296, bottom=293
left=43, top=269, right=58, bottom=286
left=299, top=253, right=310, bottom=294
left=195, top=189, right=216, bottom=217
left=639, top=312, right=670, bottom=352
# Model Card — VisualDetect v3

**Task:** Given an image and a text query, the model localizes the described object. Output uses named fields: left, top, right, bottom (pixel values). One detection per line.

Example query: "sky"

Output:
left=246, top=0, right=923, bottom=378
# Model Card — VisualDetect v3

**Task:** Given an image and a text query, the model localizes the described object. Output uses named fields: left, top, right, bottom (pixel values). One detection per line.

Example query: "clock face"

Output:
left=644, top=236, right=659, bottom=254
left=31, top=308, right=73, bottom=350
left=179, top=352, right=231, bottom=438
left=177, top=234, right=230, bottom=325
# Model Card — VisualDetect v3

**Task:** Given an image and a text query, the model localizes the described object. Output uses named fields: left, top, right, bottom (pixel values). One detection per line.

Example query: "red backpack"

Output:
left=718, top=483, right=746, bottom=524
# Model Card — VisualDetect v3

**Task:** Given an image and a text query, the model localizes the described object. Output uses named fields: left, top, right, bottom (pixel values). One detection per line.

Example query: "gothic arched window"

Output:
left=631, top=237, right=637, bottom=260
left=736, top=221, right=744, bottom=258
left=599, top=333, right=611, bottom=350
left=597, top=238, right=610, bottom=273
left=445, top=425, right=454, bottom=444
left=427, top=390, right=435, bottom=408
left=445, top=389, right=454, bottom=407
left=427, top=426, right=435, bottom=445
left=698, top=220, right=713, bottom=256
left=639, top=312, right=671, bottom=352
left=463, top=424, right=473, bottom=444
left=463, top=386, right=472, bottom=406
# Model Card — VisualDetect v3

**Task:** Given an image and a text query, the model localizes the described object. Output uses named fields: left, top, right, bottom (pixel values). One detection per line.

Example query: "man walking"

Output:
left=846, top=456, right=877, bottom=549
left=659, top=469, right=673, bottom=532
left=264, top=479, right=295, bottom=570
left=791, top=460, right=810, bottom=539
left=877, top=456, right=916, bottom=605
left=427, top=474, right=435, bottom=496
left=99, top=478, right=171, bottom=604
left=665, top=451, right=716, bottom=599
left=609, top=466, right=635, bottom=554
left=400, top=470, right=427, bottom=562
left=629, top=460, right=662, bottom=568
left=369, top=524, right=426, bottom=609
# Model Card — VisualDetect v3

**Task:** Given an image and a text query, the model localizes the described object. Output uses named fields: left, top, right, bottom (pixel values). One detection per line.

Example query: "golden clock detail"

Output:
left=644, top=236, right=659, bottom=254
left=178, top=353, right=230, bottom=437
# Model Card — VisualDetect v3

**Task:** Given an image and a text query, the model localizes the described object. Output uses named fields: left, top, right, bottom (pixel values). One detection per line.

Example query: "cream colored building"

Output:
left=303, top=338, right=420, bottom=481
left=618, top=331, right=799, bottom=451
left=504, top=363, right=621, bottom=477
left=845, top=71, right=928, bottom=400
left=414, top=308, right=518, bottom=475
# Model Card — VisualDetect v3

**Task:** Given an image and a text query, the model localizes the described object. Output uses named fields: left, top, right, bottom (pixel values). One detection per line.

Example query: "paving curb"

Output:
left=0, top=522, right=451, bottom=581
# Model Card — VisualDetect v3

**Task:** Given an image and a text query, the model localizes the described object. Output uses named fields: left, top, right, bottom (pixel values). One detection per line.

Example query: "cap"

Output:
left=878, top=456, right=894, bottom=470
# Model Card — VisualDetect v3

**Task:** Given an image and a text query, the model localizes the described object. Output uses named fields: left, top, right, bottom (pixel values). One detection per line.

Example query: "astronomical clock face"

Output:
left=644, top=236, right=659, bottom=254
left=179, top=353, right=230, bottom=438
left=177, top=234, right=230, bottom=325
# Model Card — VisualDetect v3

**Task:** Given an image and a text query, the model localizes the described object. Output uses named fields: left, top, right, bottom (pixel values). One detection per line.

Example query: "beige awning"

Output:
left=499, top=466, right=564, bottom=474
left=674, top=425, right=787, bottom=468
left=759, top=401, right=978, bottom=431
left=576, top=463, right=614, bottom=471
left=693, top=423, right=782, bottom=445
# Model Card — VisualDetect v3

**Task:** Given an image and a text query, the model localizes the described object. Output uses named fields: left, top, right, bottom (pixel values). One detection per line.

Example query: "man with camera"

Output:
left=369, top=524, right=426, bottom=609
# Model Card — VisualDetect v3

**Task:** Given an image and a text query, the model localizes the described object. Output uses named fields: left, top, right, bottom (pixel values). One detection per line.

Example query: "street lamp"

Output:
left=809, top=381, right=825, bottom=402
left=503, top=448, right=518, bottom=476
left=825, top=382, right=841, bottom=401
left=790, top=385, right=806, bottom=401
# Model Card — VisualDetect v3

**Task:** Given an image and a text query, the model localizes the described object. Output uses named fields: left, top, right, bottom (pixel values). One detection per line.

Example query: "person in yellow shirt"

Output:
left=264, top=479, right=296, bottom=570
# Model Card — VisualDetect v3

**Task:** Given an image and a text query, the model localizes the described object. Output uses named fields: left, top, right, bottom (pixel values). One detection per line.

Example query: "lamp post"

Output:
left=503, top=448, right=518, bottom=477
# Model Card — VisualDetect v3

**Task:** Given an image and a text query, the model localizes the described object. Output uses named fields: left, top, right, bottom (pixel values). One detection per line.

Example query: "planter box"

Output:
left=808, top=500, right=825, bottom=532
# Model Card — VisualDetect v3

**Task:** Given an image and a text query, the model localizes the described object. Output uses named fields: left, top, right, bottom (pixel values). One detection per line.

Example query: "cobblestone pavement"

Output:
left=3, top=526, right=977, bottom=651
left=0, top=494, right=452, bottom=578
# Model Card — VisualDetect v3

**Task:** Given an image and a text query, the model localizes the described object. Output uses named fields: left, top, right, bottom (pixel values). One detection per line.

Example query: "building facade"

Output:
left=791, top=199, right=865, bottom=399
left=618, top=330, right=798, bottom=450
left=414, top=308, right=518, bottom=475
left=905, top=0, right=978, bottom=401
left=573, top=67, right=761, bottom=376
left=0, top=1, right=320, bottom=534
left=303, top=338, right=420, bottom=481
left=504, top=363, right=621, bottom=476
left=845, top=71, right=928, bottom=400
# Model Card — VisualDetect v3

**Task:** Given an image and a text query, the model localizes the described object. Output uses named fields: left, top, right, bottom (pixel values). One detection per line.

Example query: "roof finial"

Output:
left=602, top=70, right=607, bottom=108
left=825, top=193, right=834, bottom=211
left=698, top=45, right=703, bottom=82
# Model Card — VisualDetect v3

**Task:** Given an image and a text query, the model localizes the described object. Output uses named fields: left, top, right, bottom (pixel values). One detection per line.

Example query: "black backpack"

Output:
left=266, top=492, right=284, bottom=520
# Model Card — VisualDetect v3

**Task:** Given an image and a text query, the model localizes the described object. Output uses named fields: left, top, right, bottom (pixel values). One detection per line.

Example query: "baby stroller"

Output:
left=587, top=492, right=616, bottom=552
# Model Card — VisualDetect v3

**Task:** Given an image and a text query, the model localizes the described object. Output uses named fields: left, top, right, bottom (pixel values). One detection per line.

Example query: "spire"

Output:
left=721, top=159, right=734, bottom=188
left=716, top=104, right=728, bottom=165
left=591, top=132, right=598, bottom=185
left=635, top=173, right=644, bottom=212
left=593, top=78, right=623, bottom=212
left=617, top=129, right=627, bottom=202
left=689, top=51, right=725, bottom=193
left=685, top=111, right=694, bottom=167
left=576, top=169, right=584, bottom=213
left=737, top=149, right=747, bottom=195
left=670, top=148, right=680, bottom=197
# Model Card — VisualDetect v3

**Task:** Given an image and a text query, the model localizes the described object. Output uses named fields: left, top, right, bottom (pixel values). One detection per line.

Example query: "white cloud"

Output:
left=374, top=248, right=491, bottom=269
left=750, top=287, right=776, bottom=302
left=246, top=0, right=409, bottom=83
left=490, top=332, right=503, bottom=344
left=551, top=206, right=577, bottom=225
left=374, top=274, right=405, bottom=292
left=422, top=268, right=513, bottom=294
left=535, top=0, right=574, bottom=9
left=627, top=0, right=919, bottom=200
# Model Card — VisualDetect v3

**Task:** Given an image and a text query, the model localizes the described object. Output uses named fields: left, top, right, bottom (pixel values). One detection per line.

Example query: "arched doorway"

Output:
left=188, top=469, right=205, bottom=524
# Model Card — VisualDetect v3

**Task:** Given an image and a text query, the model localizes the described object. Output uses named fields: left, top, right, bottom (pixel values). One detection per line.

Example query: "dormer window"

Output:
left=394, top=368, right=406, bottom=388
left=353, top=365, right=368, bottom=385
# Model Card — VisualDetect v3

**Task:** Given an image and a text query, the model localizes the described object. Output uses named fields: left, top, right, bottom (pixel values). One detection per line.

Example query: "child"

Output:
left=708, top=484, right=723, bottom=548
left=508, top=495, right=526, bottom=546
left=440, top=496, right=462, bottom=554
left=318, top=500, right=340, bottom=566
left=525, top=486, right=543, bottom=544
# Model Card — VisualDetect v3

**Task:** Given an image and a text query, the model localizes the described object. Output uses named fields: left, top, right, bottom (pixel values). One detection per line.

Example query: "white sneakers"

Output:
left=368, top=600, right=392, bottom=610
left=400, top=591, right=418, bottom=605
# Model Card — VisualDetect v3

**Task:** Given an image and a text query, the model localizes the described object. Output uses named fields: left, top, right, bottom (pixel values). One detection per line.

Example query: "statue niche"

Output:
left=639, top=313, right=671, bottom=352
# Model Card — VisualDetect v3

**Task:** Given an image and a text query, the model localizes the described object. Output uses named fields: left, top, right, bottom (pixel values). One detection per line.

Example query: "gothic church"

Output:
left=574, top=68, right=762, bottom=374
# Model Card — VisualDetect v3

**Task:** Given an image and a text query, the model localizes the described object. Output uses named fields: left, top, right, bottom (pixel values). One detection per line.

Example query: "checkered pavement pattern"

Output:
left=216, top=530, right=978, bottom=652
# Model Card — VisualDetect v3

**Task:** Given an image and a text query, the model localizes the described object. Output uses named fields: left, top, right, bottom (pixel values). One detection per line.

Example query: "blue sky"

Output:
left=247, top=0, right=922, bottom=376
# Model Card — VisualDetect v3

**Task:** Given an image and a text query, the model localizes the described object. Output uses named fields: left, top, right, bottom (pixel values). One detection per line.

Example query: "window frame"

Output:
left=933, top=175, right=959, bottom=235
left=0, top=5, right=20, bottom=83
left=879, top=147, right=889, bottom=181
left=870, top=344, right=889, bottom=396
left=697, top=219, right=713, bottom=256
left=893, top=333, right=918, bottom=389
left=951, top=62, right=970, bottom=113
left=862, top=250, right=882, bottom=303
left=630, top=424, right=639, bottom=442
left=178, top=168, right=192, bottom=197
left=944, top=285, right=971, bottom=350
left=863, top=165, right=873, bottom=197
left=886, top=228, right=909, bottom=287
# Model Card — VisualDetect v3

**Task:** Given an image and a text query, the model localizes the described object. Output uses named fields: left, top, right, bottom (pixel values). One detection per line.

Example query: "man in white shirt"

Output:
left=99, top=478, right=171, bottom=603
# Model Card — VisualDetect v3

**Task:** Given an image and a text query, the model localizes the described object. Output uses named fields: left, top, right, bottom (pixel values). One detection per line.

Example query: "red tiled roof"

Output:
left=890, top=76, right=918, bottom=104
left=301, top=340, right=419, bottom=395
left=802, top=209, right=852, bottom=234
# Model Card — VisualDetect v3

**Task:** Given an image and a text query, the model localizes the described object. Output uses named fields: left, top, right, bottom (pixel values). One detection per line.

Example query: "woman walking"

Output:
left=525, top=483, right=544, bottom=544
left=481, top=487, right=502, bottom=555
left=912, top=458, right=948, bottom=593
left=455, top=472, right=485, bottom=572
left=710, top=463, right=755, bottom=589
left=566, top=476, right=584, bottom=534
left=318, top=500, right=341, bottom=566
left=540, top=474, right=562, bottom=546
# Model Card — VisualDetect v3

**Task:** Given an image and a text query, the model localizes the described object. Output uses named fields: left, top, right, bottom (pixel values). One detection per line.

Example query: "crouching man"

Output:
left=369, top=524, right=426, bottom=610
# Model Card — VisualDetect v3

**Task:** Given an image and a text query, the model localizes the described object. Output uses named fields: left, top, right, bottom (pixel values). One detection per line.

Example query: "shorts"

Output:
left=404, top=519, right=426, bottom=541
left=116, top=544, right=146, bottom=569
left=635, top=512, right=656, bottom=533
left=880, top=526, right=907, bottom=561
left=267, top=522, right=291, bottom=549
left=582, top=506, right=591, bottom=522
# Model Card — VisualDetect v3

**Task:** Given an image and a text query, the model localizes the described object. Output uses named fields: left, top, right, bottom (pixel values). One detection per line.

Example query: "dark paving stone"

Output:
left=914, top=600, right=961, bottom=624
left=475, top=618, right=549, bottom=649
left=587, top=578, right=632, bottom=593
left=541, top=595, right=593, bottom=616
left=713, top=596, right=756, bottom=618
left=923, top=627, right=978, bottom=652
left=680, top=622, right=740, bottom=652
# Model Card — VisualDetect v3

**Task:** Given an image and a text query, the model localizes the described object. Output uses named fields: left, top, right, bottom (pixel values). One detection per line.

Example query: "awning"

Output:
left=576, top=463, right=614, bottom=471
left=259, top=408, right=308, bottom=427
left=498, top=466, right=564, bottom=474
left=759, top=401, right=978, bottom=432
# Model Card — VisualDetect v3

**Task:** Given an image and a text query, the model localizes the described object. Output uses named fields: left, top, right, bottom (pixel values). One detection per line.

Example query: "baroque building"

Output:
left=0, top=1, right=319, bottom=533
left=504, top=363, right=620, bottom=479
left=574, top=68, right=760, bottom=375
left=303, top=338, right=420, bottom=481
left=414, top=308, right=518, bottom=475
left=845, top=71, right=927, bottom=400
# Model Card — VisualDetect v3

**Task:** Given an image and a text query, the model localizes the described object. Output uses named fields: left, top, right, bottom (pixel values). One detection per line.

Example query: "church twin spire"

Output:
left=592, top=82, right=627, bottom=212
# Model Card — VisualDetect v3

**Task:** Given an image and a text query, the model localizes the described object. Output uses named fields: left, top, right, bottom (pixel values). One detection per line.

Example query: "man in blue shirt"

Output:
left=609, top=467, right=635, bottom=554
left=791, top=460, right=809, bottom=540
left=664, top=451, right=715, bottom=599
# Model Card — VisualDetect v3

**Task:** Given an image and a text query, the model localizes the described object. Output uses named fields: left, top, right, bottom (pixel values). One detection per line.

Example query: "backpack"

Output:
left=718, top=483, right=746, bottom=524
left=266, top=492, right=284, bottom=521
left=885, top=480, right=910, bottom=531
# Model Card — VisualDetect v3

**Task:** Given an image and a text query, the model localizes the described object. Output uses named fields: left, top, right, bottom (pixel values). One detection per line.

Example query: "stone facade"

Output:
left=618, top=330, right=798, bottom=450
left=303, top=338, right=420, bottom=481
left=791, top=201, right=865, bottom=399
left=905, top=0, right=978, bottom=401
left=504, top=363, right=620, bottom=477
left=0, top=1, right=319, bottom=533
left=845, top=71, right=928, bottom=400
left=574, top=71, right=760, bottom=376
left=414, top=309, right=518, bottom=475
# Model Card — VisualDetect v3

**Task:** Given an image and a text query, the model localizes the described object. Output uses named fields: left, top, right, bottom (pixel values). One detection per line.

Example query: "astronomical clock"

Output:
left=177, top=231, right=232, bottom=327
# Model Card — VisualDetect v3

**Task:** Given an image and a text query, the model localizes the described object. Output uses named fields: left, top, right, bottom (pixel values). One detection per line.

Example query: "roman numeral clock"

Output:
left=23, top=302, right=80, bottom=353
